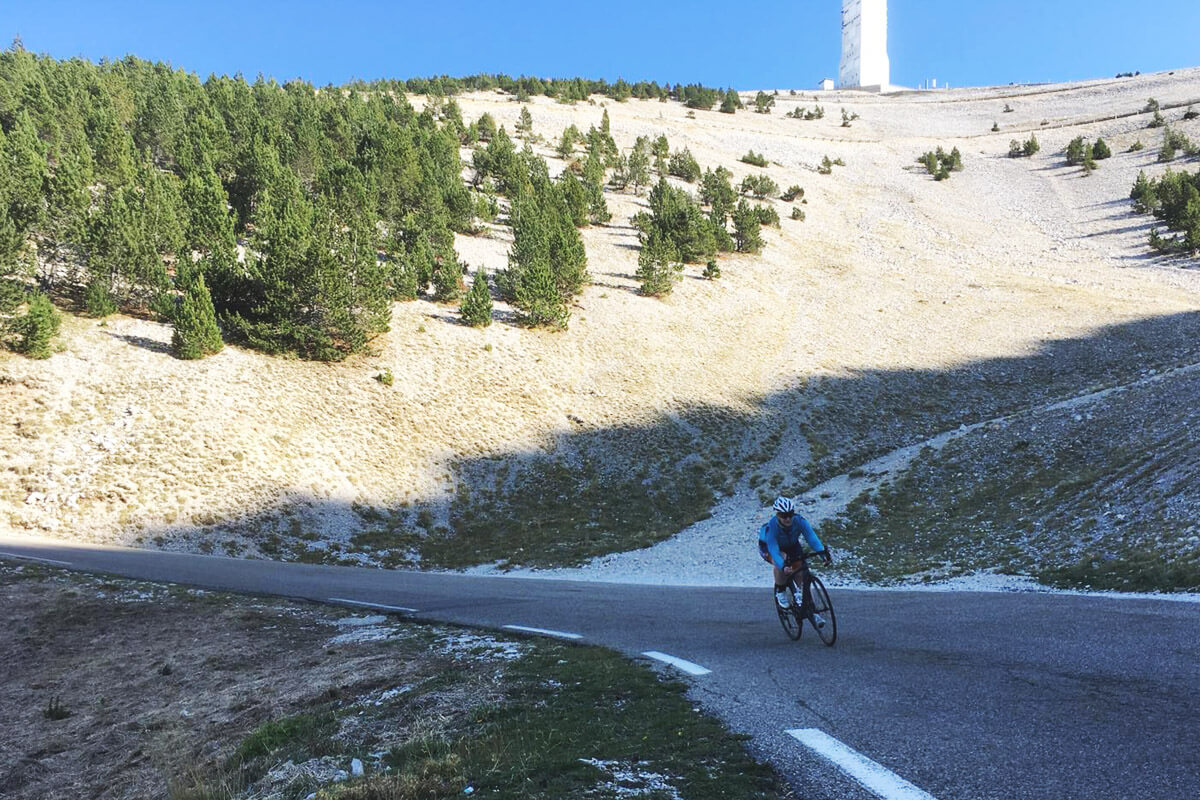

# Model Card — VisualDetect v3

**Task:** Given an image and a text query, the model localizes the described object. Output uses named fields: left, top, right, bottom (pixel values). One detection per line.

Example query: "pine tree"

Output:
left=626, top=137, right=652, bottom=193
left=636, top=229, right=683, bottom=296
left=139, top=154, right=185, bottom=257
left=557, top=124, right=580, bottom=159
left=558, top=169, right=589, bottom=227
left=583, top=150, right=611, bottom=224
left=501, top=162, right=586, bottom=327
left=4, top=111, right=47, bottom=233
left=171, top=271, right=223, bottom=359
left=83, top=277, right=118, bottom=317
left=182, top=164, right=236, bottom=255
left=732, top=199, right=764, bottom=254
left=516, top=106, right=533, bottom=138
left=88, top=186, right=169, bottom=308
left=459, top=268, right=493, bottom=327
left=431, top=253, right=464, bottom=301
left=476, top=113, right=497, bottom=142
left=45, top=133, right=94, bottom=247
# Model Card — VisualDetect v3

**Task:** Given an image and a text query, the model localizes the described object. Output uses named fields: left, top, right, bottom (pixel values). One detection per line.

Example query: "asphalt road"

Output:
left=2, top=535, right=1197, bottom=800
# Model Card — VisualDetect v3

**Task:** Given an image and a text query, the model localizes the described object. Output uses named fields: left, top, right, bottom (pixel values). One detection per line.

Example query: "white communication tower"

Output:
left=838, top=0, right=890, bottom=91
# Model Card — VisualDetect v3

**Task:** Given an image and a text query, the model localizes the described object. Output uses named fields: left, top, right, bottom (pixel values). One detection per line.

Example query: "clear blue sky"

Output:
left=5, top=1, right=1198, bottom=90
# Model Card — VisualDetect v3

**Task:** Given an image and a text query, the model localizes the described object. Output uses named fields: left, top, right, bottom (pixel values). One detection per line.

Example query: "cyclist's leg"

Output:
left=797, top=566, right=814, bottom=617
left=762, top=542, right=791, bottom=602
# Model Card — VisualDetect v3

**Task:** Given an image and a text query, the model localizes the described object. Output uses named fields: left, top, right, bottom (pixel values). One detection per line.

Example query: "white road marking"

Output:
left=642, top=651, right=712, bottom=676
left=787, top=728, right=939, bottom=800
left=502, top=624, right=583, bottom=640
left=0, top=551, right=73, bottom=567
left=328, top=597, right=418, bottom=613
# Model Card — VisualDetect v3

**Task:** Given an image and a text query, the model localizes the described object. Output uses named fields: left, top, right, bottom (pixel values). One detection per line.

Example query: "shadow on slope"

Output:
left=144, top=311, right=1200, bottom=590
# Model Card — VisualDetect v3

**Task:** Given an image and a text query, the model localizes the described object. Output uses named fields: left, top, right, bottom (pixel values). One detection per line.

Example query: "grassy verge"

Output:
left=186, top=641, right=788, bottom=800
left=323, top=644, right=787, bottom=799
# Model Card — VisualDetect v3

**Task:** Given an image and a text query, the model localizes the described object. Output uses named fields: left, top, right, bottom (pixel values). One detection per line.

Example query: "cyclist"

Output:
left=759, top=496, right=832, bottom=626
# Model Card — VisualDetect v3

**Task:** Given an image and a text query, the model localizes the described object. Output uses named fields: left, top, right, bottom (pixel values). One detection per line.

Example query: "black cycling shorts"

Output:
left=759, top=539, right=802, bottom=566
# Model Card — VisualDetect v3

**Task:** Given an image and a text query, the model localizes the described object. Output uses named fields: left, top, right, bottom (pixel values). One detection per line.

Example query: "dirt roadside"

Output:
left=0, top=562, right=788, bottom=800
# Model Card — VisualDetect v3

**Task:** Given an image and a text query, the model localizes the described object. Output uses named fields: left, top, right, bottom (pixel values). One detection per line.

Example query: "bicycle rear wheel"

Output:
left=776, top=591, right=802, bottom=640
left=807, top=574, right=837, bottom=646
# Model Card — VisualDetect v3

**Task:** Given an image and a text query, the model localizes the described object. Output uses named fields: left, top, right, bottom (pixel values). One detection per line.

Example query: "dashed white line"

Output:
left=642, top=651, right=712, bottom=676
left=327, top=597, right=418, bottom=613
left=787, top=728, right=939, bottom=800
left=0, top=552, right=73, bottom=567
left=502, top=625, right=584, bottom=640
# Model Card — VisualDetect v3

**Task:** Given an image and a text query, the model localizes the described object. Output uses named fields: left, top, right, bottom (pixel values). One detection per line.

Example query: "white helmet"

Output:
left=773, top=496, right=796, bottom=515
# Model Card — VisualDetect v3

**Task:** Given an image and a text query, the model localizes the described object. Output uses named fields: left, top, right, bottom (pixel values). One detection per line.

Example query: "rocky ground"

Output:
left=3, top=69, right=1200, bottom=587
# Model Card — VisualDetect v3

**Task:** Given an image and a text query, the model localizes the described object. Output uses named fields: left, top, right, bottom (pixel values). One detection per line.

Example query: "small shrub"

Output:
left=171, top=272, right=223, bottom=360
left=1081, top=144, right=1097, bottom=175
left=667, top=148, right=701, bottom=182
left=84, top=278, right=118, bottom=317
left=818, top=156, right=834, bottom=175
left=1092, top=138, right=1112, bottom=160
left=44, top=696, right=70, bottom=720
left=1159, top=127, right=1196, bottom=163
left=636, top=231, right=683, bottom=297
left=1148, top=110, right=1166, bottom=129
left=991, top=121, right=1000, bottom=132
left=840, top=108, right=859, bottom=127
left=1129, top=140, right=1145, bottom=152
left=702, top=259, right=721, bottom=279
left=1065, top=136, right=1088, bottom=166
left=1144, top=98, right=1160, bottom=113
left=7, top=292, right=60, bottom=359
left=1003, top=103, right=1014, bottom=113
left=740, top=150, right=768, bottom=168
left=459, top=269, right=493, bottom=327
left=1185, top=106, right=1200, bottom=121
left=753, top=91, right=774, bottom=114
left=919, top=147, right=963, bottom=179
left=1129, top=167, right=1200, bottom=254
left=375, top=368, right=394, bottom=386
left=781, top=185, right=804, bottom=201
left=753, top=204, right=780, bottom=228
left=791, top=207, right=805, bottom=221
left=1159, top=137, right=1178, bottom=163
left=739, top=173, right=779, bottom=198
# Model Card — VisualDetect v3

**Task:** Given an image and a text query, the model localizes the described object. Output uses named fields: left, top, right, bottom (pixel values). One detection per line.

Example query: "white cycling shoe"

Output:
left=811, top=613, right=826, bottom=629
left=775, top=590, right=791, bottom=608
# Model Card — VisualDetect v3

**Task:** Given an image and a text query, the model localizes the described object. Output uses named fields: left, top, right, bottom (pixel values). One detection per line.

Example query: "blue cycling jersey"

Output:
left=758, top=514, right=824, bottom=570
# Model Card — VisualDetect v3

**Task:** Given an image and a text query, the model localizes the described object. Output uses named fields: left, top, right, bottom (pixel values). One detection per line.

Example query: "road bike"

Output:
left=775, top=550, right=837, bottom=645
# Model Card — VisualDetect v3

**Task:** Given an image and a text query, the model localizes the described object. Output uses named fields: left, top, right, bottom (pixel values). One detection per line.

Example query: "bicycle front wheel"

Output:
left=776, top=592, right=802, bottom=640
left=807, top=574, right=837, bottom=646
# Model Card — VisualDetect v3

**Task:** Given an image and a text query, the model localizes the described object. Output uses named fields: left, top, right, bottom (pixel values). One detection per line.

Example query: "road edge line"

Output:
left=0, top=551, right=73, bottom=567
left=502, top=624, right=583, bottom=640
left=328, top=597, right=418, bottom=613
left=642, top=650, right=712, bottom=676
left=786, top=728, right=939, bottom=800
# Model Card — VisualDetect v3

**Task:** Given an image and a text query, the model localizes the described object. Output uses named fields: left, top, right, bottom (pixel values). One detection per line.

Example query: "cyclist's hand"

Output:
left=821, top=549, right=833, bottom=565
